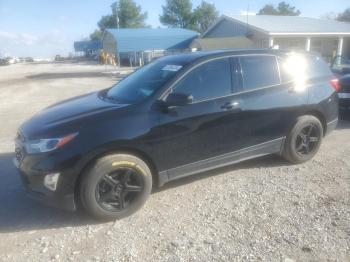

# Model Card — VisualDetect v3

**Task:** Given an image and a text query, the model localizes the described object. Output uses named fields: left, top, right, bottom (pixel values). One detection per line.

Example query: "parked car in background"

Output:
left=14, top=50, right=338, bottom=220
left=336, top=75, right=350, bottom=110
left=331, top=55, right=350, bottom=76
left=6, top=57, right=18, bottom=64
left=25, top=57, right=34, bottom=62
left=0, top=58, right=10, bottom=66
left=55, top=55, right=64, bottom=61
left=330, top=55, right=350, bottom=110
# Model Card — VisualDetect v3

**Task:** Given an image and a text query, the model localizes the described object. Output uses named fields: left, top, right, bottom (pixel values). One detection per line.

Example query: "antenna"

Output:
left=116, top=2, right=119, bottom=29
left=246, top=3, right=250, bottom=35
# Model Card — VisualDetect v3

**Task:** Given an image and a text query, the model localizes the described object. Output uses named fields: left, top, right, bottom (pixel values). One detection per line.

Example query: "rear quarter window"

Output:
left=306, top=55, right=332, bottom=79
left=278, top=54, right=332, bottom=84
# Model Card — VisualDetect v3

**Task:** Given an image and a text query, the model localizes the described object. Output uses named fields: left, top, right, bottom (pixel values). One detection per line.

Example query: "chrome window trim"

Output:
left=238, top=55, right=282, bottom=93
left=160, top=53, right=284, bottom=105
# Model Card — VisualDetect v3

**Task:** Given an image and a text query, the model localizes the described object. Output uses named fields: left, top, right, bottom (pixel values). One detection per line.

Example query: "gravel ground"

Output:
left=0, top=62, right=349, bottom=262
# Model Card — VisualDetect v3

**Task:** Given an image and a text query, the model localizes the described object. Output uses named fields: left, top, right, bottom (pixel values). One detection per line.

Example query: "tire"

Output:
left=79, top=153, right=153, bottom=221
left=282, top=115, right=323, bottom=164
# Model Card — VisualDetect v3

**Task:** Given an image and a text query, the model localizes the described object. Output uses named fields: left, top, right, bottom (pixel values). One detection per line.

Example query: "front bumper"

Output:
left=13, top=156, right=77, bottom=211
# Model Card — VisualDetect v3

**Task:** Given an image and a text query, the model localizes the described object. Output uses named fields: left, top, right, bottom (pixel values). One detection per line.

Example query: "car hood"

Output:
left=20, top=91, right=127, bottom=138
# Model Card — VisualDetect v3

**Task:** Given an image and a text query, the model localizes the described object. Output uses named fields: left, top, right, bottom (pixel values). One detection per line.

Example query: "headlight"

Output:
left=25, top=132, right=78, bottom=153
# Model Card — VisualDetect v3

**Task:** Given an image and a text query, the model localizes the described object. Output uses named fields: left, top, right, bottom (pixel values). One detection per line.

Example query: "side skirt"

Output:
left=325, top=118, right=338, bottom=136
left=158, top=137, right=285, bottom=187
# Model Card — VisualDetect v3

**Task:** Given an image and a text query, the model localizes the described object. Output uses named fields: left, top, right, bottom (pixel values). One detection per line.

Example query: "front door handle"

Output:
left=221, top=101, right=240, bottom=110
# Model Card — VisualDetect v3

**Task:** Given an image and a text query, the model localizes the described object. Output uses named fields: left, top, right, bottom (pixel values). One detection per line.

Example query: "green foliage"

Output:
left=258, top=4, right=279, bottom=15
left=117, top=0, right=148, bottom=28
left=160, top=0, right=194, bottom=28
left=160, top=0, right=219, bottom=33
left=337, top=8, right=350, bottom=22
left=97, top=0, right=148, bottom=31
left=258, top=1, right=300, bottom=16
left=277, top=2, right=300, bottom=16
left=192, top=1, right=219, bottom=33
left=90, top=30, right=103, bottom=41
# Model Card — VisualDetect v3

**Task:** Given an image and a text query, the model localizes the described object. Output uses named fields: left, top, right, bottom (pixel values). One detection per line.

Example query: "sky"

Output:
left=0, top=0, right=349, bottom=58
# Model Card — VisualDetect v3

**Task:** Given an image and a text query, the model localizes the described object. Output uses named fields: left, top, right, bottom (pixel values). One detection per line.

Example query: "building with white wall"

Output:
left=200, top=15, right=350, bottom=62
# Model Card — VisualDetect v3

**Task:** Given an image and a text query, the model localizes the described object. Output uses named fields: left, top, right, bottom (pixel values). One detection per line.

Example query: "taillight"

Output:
left=330, top=79, right=341, bottom=92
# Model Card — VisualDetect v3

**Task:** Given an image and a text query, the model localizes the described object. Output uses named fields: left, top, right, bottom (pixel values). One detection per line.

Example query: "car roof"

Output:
left=159, top=49, right=294, bottom=66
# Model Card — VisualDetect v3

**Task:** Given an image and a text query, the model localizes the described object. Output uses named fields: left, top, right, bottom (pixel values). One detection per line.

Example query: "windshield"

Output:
left=106, top=57, right=185, bottom=104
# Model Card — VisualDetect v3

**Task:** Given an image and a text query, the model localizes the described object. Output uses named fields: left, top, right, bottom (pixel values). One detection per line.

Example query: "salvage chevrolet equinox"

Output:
left=14, top=50, right=339, bottom=220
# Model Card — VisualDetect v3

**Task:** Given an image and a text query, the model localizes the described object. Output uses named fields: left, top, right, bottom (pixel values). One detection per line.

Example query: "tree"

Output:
left=97, top=15, right=117, bottom=31
left=320, top=12, right=337, bottom=20
left=90, top=30, right=103, bottom=41
left=192, top=1, right=219, bottom=33
left=257, top=4, right=279, bottom=16
left=337, top=8, right=350, bottom=22
left=277, top=2, right=300, bottom=16
left=117, top=0, right=148, bottom=28
left=90, top=0, right=148, bottom=41
left=160, top=0, right=194, bottom=28
left=258, top=1, right=300, bottom=16
left=97, top=0, right=148, bottom=30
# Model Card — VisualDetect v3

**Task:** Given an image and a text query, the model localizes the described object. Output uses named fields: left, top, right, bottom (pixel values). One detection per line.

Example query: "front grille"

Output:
left=15, top=130, right=26, bottom=165
left=16, top=131, right=26, bottom=143
left=15, top=146, right=25, bottom=163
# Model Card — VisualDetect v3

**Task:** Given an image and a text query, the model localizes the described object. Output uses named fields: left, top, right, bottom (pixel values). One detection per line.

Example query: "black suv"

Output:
left=14, top=50, right=338, bottom=220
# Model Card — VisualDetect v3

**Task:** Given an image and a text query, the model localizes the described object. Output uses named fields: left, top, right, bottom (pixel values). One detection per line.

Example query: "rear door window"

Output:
left=239, top=56, right=280, bottom=90
left=174, top=58, right=232, bottom=102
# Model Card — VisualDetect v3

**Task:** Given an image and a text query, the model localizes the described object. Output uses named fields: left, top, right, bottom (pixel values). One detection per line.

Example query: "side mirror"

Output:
left=164, top=93, right=193, bottom=107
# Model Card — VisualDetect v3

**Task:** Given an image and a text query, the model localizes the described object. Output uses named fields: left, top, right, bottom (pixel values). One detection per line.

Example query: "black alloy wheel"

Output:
left=282, top=115, right=323, bottom=164
left=96, top=167, right=144, bottom=212
left=80, top=154, right=153, bottom=221
left=295, top=124, right=321, bottom=156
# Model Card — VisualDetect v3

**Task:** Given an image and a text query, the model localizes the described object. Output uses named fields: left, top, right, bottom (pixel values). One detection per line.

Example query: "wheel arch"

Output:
left=285, top=110, right=327, bottom=141
left=304, top=110, right=327, bottom=136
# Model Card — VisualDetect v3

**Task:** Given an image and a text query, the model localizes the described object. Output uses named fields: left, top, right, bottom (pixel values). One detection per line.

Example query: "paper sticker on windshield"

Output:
left=162, top=65, right=182, bottom=72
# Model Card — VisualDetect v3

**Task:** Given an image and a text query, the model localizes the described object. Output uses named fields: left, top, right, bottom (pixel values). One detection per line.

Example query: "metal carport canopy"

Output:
left=104, top=28, right=199, bottom=53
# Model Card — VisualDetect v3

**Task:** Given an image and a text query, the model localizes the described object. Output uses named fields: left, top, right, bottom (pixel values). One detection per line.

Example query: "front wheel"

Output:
left=282, top=115, right=323, bottom=164
left=79, top=154, right=153, bottom=221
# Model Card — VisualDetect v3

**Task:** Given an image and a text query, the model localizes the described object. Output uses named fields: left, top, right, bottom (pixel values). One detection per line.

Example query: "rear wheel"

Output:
left=282, top=115, right=323, bottom=164
left=80, top=154, right=152, bottom=221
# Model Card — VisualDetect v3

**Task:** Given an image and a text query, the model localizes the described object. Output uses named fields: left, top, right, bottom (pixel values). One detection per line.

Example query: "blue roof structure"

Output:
left=74, top=41, right=102, bottom=52
left=104, top=28, right=199, bottom=53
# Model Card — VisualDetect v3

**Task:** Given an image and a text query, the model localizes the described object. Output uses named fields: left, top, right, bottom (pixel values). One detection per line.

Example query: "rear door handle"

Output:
left=221, top=101, right=240, bottom=110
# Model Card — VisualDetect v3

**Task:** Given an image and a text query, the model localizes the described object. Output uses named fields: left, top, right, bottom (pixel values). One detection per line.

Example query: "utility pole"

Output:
left=111, top=1, right=120, bottom=67
left=111, top=1, right=120, bottom=28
